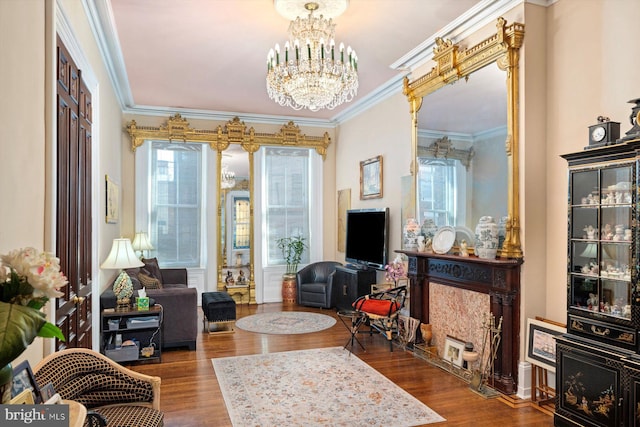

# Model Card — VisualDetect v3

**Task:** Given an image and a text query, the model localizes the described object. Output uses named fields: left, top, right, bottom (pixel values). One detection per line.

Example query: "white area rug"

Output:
left=235, top=311, right=336, bottom=334
left=212, top=347, right=445, bottom=426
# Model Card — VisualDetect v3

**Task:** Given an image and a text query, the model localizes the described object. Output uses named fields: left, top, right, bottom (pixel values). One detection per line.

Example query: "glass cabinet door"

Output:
left=569, top=163, right=634, bottom=321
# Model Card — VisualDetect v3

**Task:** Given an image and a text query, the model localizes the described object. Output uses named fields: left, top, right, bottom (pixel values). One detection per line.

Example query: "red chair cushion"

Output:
left=353, top=298, right=400, bottom=316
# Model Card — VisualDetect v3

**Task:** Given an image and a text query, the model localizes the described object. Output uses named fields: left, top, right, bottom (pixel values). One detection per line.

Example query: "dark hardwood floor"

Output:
left=128, top=302, right=554, bottom=426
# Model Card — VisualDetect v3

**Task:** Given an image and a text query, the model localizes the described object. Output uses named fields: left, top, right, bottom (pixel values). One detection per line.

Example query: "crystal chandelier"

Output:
left=266, top=2, right=358, bottom=112
left=221, top=164, right=236, bottom=189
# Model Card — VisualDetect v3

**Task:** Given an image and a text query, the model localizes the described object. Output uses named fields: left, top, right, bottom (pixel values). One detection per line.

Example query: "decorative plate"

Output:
left=455, top=226, right=475, bottom=246
left=432, top=226, right=456, bottom=254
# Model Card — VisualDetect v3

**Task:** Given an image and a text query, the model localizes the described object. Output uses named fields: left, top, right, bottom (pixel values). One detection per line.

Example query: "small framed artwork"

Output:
left=360, top=155, right=383, bottom=200
left=525, top=317, right=566, bottom=372
left=443, top=335, right=465, bottom=367
left=106, top=174, right=119, bottom=224
left=40, top=382, right=56, bottom=402
left=11, top=360, right=42, bottom=403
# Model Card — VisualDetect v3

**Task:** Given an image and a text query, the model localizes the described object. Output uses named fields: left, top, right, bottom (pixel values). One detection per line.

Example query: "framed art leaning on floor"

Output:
left=525, top=317, right=565, bottom=372
left=443, top=335, right=465, bottom=367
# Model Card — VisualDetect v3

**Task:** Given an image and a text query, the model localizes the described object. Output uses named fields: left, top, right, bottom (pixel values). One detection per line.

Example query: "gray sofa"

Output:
left=100, top=265, right=198, bottom=351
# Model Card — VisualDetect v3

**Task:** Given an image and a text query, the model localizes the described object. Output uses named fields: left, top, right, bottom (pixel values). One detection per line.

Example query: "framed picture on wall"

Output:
left=105, top=174, right=119, bottom=224
left=525, top=317, right=566, bottom=372
left=360, top=155, right=383, bottom=200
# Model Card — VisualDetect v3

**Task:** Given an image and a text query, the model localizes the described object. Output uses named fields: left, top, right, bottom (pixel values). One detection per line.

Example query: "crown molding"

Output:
left=418, top=125, right=507, bottom=143
left=82, top=0, right=133, bottom=109
left=330, top=74, right=407, bottom=124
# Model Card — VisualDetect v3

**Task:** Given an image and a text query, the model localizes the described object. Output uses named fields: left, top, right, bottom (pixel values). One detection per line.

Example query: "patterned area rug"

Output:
left=235, top=311, right=336, bottom=334
left=212, top=347, right=445, bottom=426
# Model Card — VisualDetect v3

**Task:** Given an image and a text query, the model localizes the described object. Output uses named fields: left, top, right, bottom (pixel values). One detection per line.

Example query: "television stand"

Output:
left=333, top=266, right=376, bottom=310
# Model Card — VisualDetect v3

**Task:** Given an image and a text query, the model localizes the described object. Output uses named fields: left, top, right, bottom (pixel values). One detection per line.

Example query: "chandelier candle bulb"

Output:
left=340, top=42, right=344, bottom=62
left=275, top=44, right=280, bottom=65
left=285, top=41, right=289, bottom=62
left=320, top=38, right=325, bottom=59
left=307, top=39, right=311, bottom=59
left=295, top=39, right=299, bottom=61
left=330, top=39, right=335, bottom=60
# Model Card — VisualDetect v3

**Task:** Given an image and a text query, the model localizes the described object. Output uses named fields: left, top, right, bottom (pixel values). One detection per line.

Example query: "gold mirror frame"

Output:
left=126, top=114, right=331, bottom=303
left=403, top=18, right=524, bottom=259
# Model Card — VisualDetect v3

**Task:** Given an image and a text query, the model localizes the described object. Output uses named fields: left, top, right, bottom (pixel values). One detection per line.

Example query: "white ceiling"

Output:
left=92, top=0, right=500, bottom=125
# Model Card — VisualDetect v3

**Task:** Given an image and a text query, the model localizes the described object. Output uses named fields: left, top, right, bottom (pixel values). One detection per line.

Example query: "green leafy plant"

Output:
left=276, top=236, right=307, bottom=275
left=0, top=248, right=67, bottom=367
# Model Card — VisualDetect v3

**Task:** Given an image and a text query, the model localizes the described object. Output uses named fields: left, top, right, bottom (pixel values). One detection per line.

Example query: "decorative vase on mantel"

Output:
left=0, top=363, right=12, bottom=404
left=420, top=323, right=433, bottom=346
left=475, top=216, right=499, bottom=259
left=403, top=218, right=420, bottom=250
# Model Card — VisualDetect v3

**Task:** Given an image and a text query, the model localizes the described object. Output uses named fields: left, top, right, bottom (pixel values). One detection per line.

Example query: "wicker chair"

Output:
left=353, top=286, right=407, bottom=351
left=33, top=348, right=163, bottom=427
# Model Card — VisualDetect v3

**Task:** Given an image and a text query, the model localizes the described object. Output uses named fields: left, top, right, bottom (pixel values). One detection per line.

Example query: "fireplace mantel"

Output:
left=397, top=250, right=523, bottom=395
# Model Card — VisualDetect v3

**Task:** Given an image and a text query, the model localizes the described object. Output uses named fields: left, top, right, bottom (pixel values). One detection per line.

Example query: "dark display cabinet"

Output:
left=333, top=266, right=376, bottom=310
left=556, top=141, right=640, bottom=426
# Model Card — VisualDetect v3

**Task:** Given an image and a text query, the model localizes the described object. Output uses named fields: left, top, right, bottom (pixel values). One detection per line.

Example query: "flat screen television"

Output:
left=344, top=208, right=389, bottom=270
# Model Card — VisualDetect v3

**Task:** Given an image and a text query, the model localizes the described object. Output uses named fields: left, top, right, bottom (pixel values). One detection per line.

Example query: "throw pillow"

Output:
left=124, top=268, right=142, bottom=290
left=352, top=298, right=400, bottom=317
left=138, top=273, right=162, bottom=290
left=141, top=257, right=163, bottom=284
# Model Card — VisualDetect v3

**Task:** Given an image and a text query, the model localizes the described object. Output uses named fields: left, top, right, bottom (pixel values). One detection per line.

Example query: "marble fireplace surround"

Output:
left=398, top=250, right=522, bottom=395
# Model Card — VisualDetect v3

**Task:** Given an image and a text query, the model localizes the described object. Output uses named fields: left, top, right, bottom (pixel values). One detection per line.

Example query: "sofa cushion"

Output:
left=353, top=298, right=400, bottom=317
left=138, top=273, right=162, bottom=289
left=141, top=258, right=163, bottom=284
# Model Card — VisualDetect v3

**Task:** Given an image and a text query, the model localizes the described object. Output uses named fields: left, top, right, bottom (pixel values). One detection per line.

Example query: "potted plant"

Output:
left=276, top=235, right=307, bottom=304
left=276, top=235, right=307, bottom=276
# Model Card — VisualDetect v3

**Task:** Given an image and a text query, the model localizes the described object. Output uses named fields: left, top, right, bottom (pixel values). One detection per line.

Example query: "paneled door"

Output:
left=55, top=36, right=92, bottom=349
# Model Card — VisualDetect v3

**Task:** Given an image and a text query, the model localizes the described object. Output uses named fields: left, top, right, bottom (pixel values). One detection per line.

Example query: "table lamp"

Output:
left=132, top=231, right=154, bottom=259
left=101, top=238, right=144, bottom=309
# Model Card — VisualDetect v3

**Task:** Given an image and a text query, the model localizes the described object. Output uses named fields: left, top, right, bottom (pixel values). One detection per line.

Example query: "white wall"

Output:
left=543, top=0, right=640, bottom=322
left=0, top=0, right=126, bottom=364
left=0, top=0, right=47, bottom=366
left=335, top=92, right=412, bottom=281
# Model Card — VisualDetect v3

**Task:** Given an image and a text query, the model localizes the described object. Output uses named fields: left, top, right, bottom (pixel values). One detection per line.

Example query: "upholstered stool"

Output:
left=202, top=291, right=236, bottom=334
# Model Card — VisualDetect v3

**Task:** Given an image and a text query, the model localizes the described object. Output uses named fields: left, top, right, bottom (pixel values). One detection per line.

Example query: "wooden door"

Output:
left=55, top=36, right=92, bottom=349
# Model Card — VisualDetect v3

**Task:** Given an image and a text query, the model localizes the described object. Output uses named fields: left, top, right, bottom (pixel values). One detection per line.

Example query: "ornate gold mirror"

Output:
left=404, top=18, right=524, bottom=258
left=126, top=115, right=331, bottom=303
left=218, top=144, right=252, bottom=303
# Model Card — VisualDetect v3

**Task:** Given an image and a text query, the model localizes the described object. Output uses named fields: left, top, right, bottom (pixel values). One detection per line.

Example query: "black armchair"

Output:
left=296, top=261, right=342, bottom=308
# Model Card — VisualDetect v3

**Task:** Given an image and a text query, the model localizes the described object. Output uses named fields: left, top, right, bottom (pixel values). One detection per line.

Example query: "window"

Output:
left=418, top=158, right=457, bottom=226
left=148, top=142, right=202, bottom=267
left=264, top=147, right=311, bottom=266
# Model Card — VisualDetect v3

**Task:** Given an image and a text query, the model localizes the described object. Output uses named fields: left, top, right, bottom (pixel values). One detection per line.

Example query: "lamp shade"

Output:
left=579, top=243, right=598, bottom=259
left=132, top=231, right=154, bottom=252
left=101, top=238, right=144, bottom=270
